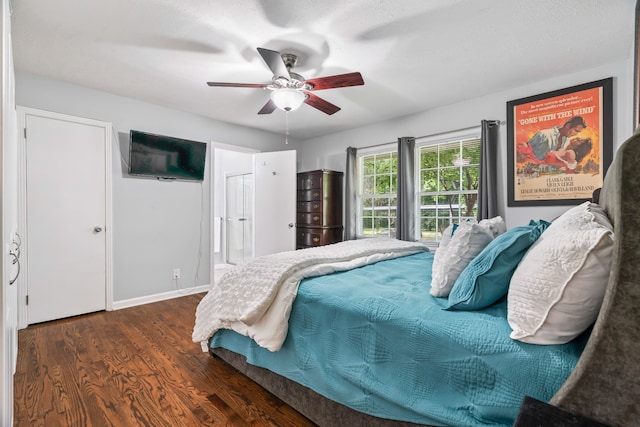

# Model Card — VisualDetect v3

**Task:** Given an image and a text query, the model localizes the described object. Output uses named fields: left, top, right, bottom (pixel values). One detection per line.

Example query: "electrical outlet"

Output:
left=173, top=268, right=181, bottom=279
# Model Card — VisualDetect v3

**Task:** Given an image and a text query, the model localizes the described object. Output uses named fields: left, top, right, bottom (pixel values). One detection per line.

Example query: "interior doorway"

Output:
left=210, top=144, right=297, bottom=284
left=211, top=144, right=256, bottom=284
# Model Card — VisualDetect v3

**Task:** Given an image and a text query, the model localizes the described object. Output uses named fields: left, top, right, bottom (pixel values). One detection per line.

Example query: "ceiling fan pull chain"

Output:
left=285, top=111, right=290, bottom=145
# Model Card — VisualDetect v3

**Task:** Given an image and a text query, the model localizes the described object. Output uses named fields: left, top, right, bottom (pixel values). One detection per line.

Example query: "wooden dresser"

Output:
left=296, top=169, right=344, bottom=249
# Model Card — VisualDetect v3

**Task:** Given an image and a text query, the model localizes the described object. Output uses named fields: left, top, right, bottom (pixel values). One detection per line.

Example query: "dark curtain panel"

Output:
left=396, top=137, right=416, bottom=241
left=477, top=120, right=500, bottom=221
left=344, top=147, right=358, bottom=240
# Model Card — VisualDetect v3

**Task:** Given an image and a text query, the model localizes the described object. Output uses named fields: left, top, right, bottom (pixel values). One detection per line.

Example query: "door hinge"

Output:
left=24, top=128, right=27, bottom=139
left=26, top=295, right=29, bottom=305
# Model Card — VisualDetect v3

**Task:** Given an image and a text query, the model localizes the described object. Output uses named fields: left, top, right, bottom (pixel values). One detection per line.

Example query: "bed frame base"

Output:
left=210, top=347, right=428, bottom=427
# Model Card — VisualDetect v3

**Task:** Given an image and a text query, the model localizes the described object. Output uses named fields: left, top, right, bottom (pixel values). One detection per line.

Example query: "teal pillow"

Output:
left=445, top=220, right=550, bottom=311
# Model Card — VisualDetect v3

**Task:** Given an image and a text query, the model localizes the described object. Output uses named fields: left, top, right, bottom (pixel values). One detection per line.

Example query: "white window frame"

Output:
left=415, top=128, right=481, bottom=245
left=356, top=143, right=397, bottom=238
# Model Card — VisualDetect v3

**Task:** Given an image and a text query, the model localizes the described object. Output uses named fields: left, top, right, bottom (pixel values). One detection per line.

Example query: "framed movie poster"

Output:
left=507, top=78, right=613, bottom=206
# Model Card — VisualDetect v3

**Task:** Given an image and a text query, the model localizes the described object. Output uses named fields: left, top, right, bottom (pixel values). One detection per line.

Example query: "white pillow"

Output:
left=507, top=202, right=614, bottom=344
left=438, top=223, right=455, bottom=249
left=430, top=220, right=496, bottom=297
left=430, top=223, right=455, bottom=290
left=479, top=215, right=507, bottom=237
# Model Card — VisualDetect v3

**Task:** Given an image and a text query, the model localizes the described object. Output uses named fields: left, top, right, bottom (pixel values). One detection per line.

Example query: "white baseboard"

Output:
left=112, top=284, right=211, bottom=311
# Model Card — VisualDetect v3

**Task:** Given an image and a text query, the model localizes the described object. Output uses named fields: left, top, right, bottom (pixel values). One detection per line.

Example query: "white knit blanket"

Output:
left=192, top=238, right=428, bottom=352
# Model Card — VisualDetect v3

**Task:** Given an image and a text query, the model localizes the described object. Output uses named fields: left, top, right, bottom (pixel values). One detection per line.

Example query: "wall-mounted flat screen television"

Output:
left=128, top=130, right=207, bottom=181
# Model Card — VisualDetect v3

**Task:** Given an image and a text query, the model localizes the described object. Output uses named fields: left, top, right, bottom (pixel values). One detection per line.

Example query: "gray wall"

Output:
left=16, top=71, right=300, bottom=302
left=297, top=60, right=634, bottom=229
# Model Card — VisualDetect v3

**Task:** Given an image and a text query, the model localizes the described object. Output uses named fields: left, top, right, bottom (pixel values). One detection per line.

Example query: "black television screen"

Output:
left=128, top=130, right=207, bottom=181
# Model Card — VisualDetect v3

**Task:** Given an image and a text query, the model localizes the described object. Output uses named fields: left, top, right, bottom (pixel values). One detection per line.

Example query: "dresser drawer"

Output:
left=297, top=201, right=322, bottom=213
left=297, top=228, right=323, bottom=247
left=298, top=173, right=322, bottom=190
left=297, top=212, right=323, bottom=225
left=297, top=189, right=322, bottom=201
left=296, top=227, right=344, bottom=249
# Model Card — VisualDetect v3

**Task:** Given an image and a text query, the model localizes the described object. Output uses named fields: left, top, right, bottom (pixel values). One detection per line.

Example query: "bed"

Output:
left=193, top=130, right=640, bottom=427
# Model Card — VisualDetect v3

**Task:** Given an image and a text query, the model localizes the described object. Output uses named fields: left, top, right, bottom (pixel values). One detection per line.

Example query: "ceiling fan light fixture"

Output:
left=270, top=88, right=305, bottom=112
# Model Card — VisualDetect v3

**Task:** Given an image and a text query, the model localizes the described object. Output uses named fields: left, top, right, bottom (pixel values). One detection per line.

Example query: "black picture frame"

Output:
left=506, top=78, right=613, bottom=207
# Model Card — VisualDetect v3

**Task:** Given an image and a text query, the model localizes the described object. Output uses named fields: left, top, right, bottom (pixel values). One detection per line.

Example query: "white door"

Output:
left=253, top=150, right=296, bottom=257
left=24, top=110, right=111, bottom=324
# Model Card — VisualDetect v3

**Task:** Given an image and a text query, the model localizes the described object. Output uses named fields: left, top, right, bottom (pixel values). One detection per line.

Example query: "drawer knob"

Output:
left=313, top=216, right=320, bottom=221
left=313, top=237, right=320, bottom=243
left=313, top=192, right=320, bottom=198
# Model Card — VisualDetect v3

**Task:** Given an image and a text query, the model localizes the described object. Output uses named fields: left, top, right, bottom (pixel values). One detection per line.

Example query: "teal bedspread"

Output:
left=211, top=252, right=587, bottom=426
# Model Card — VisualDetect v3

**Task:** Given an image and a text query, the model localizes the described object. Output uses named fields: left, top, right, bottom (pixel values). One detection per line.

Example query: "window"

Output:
left=417, top=137, right=481, bottom=243
left=355, top=133, right=480, bottom=242
left=358, top=150, right=397, bottom=237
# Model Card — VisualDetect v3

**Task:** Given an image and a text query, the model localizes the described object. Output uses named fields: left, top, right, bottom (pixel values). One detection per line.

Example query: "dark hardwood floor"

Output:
left=14, top=293, right=316, bottom=426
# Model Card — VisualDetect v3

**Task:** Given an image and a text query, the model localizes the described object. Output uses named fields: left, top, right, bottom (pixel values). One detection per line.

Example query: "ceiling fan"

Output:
left=206, top=47, right=364, bottom=115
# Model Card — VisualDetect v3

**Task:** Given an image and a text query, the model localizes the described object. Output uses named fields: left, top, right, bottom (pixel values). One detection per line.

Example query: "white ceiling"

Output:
left=11, top=0, right=635, bottom=141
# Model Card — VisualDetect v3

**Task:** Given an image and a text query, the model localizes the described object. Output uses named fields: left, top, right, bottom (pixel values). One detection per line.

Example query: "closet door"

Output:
left=24, top=109, right=111, bottom=324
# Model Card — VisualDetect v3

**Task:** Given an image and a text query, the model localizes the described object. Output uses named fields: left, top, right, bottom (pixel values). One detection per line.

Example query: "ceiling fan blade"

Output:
left=304, top=92, right=341, bottom=115
left=206, top=82, right=267, bottom=88
left=305, top=72, right=364, bottom=91
left=257, top=99, right=277, bottom=115
left=257, top=47, right=290, bottom=80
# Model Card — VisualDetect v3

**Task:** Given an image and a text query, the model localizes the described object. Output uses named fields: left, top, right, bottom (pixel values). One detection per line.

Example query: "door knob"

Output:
left=288, top=223, right=294, bottom=228
left=94, top=226, right=103, bottom=232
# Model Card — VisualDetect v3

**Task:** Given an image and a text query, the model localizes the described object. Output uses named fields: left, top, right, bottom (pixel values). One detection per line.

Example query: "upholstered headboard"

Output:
left=550, top=130, right=640, bottom=425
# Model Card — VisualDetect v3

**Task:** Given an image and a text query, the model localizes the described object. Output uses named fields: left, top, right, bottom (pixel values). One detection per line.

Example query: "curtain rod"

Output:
left=353, top=140, right=396, bottom=151
left=415, top=121, right=502, bottom=140
left=415, top=125, right=480, bottom=140
left=349, top=121, right=504, bottom=151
